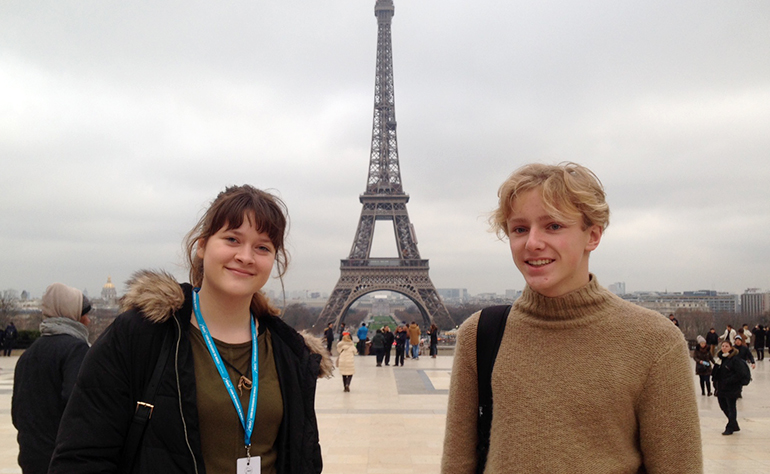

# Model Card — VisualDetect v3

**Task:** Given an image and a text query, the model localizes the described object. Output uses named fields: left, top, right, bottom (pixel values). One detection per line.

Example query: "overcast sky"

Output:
left=1, top=1, right=769, bottom=300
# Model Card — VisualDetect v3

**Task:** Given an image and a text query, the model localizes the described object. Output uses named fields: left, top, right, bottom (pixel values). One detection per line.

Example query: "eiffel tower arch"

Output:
left=318, top=0, right=454, bottom=331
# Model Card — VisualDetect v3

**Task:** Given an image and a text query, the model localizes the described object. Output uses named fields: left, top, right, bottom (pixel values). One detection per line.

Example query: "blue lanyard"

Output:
left=192, top=289, right=259, bottom=450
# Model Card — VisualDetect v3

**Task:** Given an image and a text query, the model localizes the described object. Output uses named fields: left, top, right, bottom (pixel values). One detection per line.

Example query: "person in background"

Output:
left=382, top=325, right=395, bottom=366
left=705, top=328, right=719, bottom=357
left=721, top=324, right=736, bottom=345
left=394, top=325, right=407, bottom=367
left=733, top=336, right=756, bottom=369
left=49, top=185, right=331, bottom=474
left=408, top=321, right=421, bottom=360
left=336, top=332, right=356, bottom=392
left=713, top=340, right=750, bottom=435
left=741, top=324, right=752, bottom=347
left=3, top=321, right=18, bottom=356
left=428, top=323, right=439, bottom=358
left=12, top=283, right=91, bottom=474
left=324, top=322, right=334, bottom=354
left=403, top=320, right=410, bottom=358
left=693, top=335, right=714, bottom=396
left=371, top=329, right=385, bottom=367
left=754, top=324, right=766, bottom=361
left=668, top=314, right=679, bottom=328
left=442, top=162, right=702, bottom=473
left=356, top=322, right=369, bottom=355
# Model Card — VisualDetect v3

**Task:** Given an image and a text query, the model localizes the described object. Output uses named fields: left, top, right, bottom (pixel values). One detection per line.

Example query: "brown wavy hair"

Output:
left=490, top=162, right=610, bottom=238
left=184, top=185, right=289, bottom=316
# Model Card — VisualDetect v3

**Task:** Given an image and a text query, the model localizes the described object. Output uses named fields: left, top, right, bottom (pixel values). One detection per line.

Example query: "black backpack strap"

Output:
left=475, top=305, right=511, bottom=474
left=120, top=327, right=174, bottom=474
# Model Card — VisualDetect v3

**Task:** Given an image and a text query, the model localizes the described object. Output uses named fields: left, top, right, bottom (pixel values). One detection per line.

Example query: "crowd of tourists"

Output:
left=692, top=323, right=765, bottom=436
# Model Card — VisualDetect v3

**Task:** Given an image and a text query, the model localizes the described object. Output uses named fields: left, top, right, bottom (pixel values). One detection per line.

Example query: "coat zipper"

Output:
left=173, top=316, right=199, bottom=474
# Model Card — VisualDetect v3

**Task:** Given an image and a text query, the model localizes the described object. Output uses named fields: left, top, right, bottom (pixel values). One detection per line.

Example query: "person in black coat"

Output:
left=12, top=283, right=91, bottom=474
left=324, top=322, right=335, bottom=354
left=49, top=185, right=332, bottom=474
left=428, top=323, right=439, bottom=358
left=712, top=340, right=751, bottom=435
left=734, top=336, right=756, bottom=368
left=753, top=324, right=765, bottom=361
left=382, top=325, right=395, bottom=366
left=705, top=328, right=719, bottom=357
left=394, top=325, right=408, bottom=367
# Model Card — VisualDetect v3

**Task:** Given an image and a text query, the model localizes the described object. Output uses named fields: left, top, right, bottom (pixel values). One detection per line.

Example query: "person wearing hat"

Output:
left=12, top=283, right=91, bottom=474
left=693, top=335, right=715, bottom=396
left=733, top=335, right=756, bottom=369
left=336, top=332, right=356, bottom=392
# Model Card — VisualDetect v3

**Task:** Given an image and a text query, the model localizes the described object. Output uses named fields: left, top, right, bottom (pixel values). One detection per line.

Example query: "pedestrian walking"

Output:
left=713, top=340, right=751, bottom=435
left=693, top=336, right=714, bottom=396
left=337, top=333, right=356, bottom=392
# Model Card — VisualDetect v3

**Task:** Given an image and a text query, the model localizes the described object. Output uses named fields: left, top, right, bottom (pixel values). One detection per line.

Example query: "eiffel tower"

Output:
left=318, top=0, right=454, bottom=330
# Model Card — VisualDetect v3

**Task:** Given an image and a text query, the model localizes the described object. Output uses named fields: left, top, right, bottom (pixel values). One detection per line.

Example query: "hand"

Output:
left=752, top=364, right=756, bottom=369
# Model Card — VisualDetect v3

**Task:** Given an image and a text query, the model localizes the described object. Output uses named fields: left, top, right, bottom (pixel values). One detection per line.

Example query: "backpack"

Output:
left=739, top=359, right=752, bottom=386
left=475, top=305, right=511, bottom=474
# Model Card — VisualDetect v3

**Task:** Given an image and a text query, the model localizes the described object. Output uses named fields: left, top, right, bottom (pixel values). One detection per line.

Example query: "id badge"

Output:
left=237, top=456, right=261, bottom=474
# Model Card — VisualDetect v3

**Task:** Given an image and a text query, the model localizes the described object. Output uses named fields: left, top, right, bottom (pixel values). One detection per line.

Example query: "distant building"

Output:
left=437, top=288, right=468, bottom=303
left=101, top=276, right=118, bottom=305
left=621, top=290, right=738, bottom=315
left=607, top=282, right=626, bottom=296
left=505, top=289, right=522, bottom=301
left=741, top=289, right=770, bottom=315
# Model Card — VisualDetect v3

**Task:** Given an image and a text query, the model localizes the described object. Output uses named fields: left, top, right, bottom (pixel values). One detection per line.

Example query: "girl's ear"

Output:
left=585, top=225, right=603, bottom=252
left=196, top=238, right=207, bottom=259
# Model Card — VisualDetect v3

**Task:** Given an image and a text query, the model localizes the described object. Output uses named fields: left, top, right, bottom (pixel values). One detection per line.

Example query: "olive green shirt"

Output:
left=190, top=324, right=283, bottom=474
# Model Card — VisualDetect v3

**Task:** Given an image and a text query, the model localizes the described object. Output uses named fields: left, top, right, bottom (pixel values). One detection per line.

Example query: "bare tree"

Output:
left=0, top=289, right=19, bottom=325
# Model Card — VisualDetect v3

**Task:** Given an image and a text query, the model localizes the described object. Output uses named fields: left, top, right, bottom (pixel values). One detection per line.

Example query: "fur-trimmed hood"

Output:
left=121, top=270, right=333, bottom=378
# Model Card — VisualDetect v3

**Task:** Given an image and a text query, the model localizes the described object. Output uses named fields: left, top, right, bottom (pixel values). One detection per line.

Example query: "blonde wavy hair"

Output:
left=490, top=162, right=610, bottom=238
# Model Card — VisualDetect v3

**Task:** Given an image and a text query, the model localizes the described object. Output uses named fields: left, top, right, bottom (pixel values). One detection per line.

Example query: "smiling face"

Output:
left=507, top=188, right=602, bottom=297
left=196, top=214, right=276, bottom=303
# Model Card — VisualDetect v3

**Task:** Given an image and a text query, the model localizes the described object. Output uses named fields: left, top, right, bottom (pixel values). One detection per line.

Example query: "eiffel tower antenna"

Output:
left=317, top=0, right=454, bottom=330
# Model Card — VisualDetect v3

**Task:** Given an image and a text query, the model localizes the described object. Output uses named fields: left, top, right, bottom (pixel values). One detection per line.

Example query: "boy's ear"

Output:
left=585, top=225, right=603, bottom=252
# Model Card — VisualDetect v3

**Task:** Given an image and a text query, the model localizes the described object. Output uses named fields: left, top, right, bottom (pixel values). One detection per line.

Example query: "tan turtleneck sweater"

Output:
left=441, top=276, right=702, bottom=474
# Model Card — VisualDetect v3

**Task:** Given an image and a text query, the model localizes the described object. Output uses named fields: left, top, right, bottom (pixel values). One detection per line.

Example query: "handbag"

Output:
left=120, top=328, right=173, bottom=473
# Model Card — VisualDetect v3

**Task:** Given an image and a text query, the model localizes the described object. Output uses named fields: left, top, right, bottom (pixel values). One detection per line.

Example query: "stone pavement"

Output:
left=0, top=351, right=769, bottom=473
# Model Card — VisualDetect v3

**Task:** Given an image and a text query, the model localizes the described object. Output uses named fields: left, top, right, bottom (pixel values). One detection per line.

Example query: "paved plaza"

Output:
left=0, top=351, right=769, bottom=473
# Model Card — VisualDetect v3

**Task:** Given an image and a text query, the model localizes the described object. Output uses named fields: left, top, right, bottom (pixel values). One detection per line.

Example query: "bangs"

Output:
left=208, top=193, right=286, bottom=248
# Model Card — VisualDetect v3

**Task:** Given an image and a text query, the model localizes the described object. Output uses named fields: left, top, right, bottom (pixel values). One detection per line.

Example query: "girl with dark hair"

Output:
left=713, top=340, right=751, bottom=435
left=50, top=185, right=332, bottom=474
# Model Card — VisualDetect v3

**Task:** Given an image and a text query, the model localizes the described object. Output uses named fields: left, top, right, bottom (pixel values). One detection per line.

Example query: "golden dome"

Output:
left=103, top=276, right=115, bottom=289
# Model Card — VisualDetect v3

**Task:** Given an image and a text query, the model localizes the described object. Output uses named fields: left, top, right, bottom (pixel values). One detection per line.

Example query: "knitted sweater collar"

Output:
left=513, top=274, right=613, bottom=327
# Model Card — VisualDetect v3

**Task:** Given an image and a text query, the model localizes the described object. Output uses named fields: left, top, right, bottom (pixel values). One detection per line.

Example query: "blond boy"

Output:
left=441, top=163, right=702, bottom=473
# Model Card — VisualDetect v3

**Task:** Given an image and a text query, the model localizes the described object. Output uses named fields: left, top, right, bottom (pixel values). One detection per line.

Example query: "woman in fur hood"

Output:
left=50, top=185, right=332, bottom=474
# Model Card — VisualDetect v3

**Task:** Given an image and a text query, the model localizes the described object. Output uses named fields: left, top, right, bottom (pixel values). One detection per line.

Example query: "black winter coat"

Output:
left=49, top=271, right=331, bottom=474
left=712, top=349, right=750, bottom=398
left=382, top=330, right=395, bottom=350
left=754, top=328, right=766, bottom=348
left=12, top=333, right=89, bottom=474
left=395, top=331, right=408, bottom=348
left=692, top=346, right=714, bottom=376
